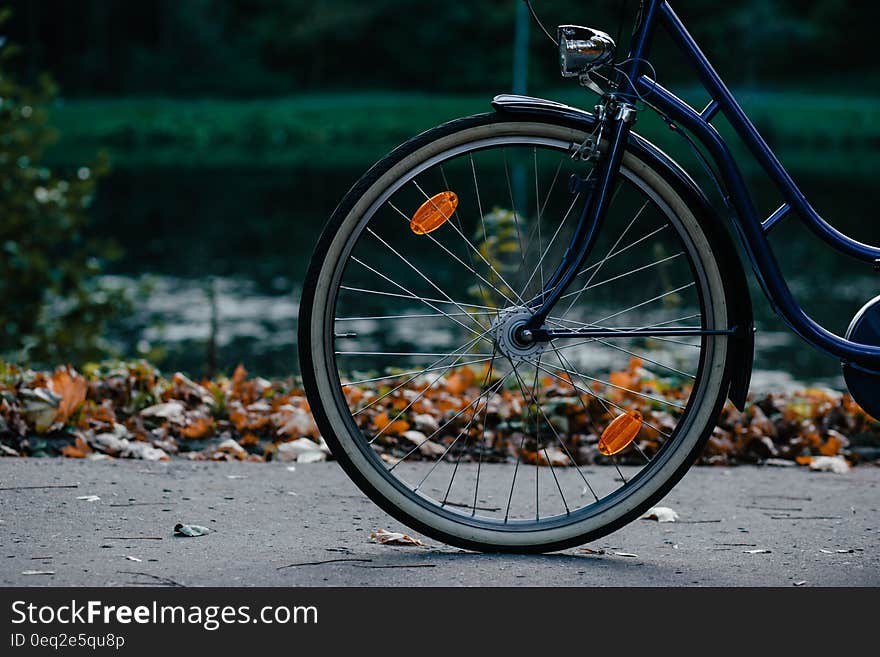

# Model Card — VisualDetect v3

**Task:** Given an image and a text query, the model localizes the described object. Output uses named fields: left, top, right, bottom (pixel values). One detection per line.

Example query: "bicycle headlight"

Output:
left=558, top=25, right=615, bottom=78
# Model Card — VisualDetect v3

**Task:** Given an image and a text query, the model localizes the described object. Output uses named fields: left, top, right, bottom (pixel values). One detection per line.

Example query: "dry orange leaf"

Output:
left=598, top=410, right=643, bottom=456
left=232, top=364, right=248, bottom=386
left=181, top=416, right=214, bottom=439
left=89, top=402, right=116, bottom=425
left=609, top=370, right=634, bottom=390
left=50, top=367, right=88, bottom=424
left=387, top=420, right=410, bottom=435
left=819, top=435, right=843, bottom=456
left=239, top=432, right=260, bottom=446
left=373, top=412, right=390, bottom=430
left=61, top=435, right=91, bottom=459
left=229, top=408, right=249, bottom=431
left=446, top=368, right=475, bottom=395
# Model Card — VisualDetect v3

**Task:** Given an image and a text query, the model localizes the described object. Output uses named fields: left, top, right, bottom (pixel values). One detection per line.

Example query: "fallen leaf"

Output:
left=125, top=556, right=142, bottom=562
left=129, top=442, right=169, bottom=461
left=369, top=528, right=425, bottom=546
left=836, top=548, right=854, bottom=554
left=180, top=416, right=214, bottom=439
left=793, top=581, right=807, bottom=587
left=613, top=552, right=639, bottom=558
left=445, top=368, right=475, bottom=395
left=21, top=388, right=61, bottom=432
left=819, top=549, right=833, bottom=554
left=50, top=367, right=88, bottom=424
left=744, top=549, right=771, bottom=554
left=21, top=570, right=55, bottom=576
left=61, top=435, right=92, bottom=459
left=76, top=495, right=100, bottom=502
left=174, top=523, right=211, bottom=537
left=276, top=437, right=328, bottom=463
left=642, top=506, right=679, bottom=522
left=140, top=401, right=187, bottom=424
left=579, top=547, right=606, bottom=555
left=808, top=455, right=850, bottom=474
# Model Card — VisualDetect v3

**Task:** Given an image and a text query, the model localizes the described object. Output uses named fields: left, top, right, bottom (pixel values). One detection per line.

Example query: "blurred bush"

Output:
left=0, top=10, right=130, bottom=366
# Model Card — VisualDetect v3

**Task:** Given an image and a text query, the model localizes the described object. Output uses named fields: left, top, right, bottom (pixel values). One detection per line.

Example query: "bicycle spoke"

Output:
left=540, top=359, right=685, bottom=410
left=370, top=354, right=475, bottom=444
left=534, top=361, right=673, bottom=440
left=341, top=357, right=494, bottom=388
left=339, top=285, right=498, bottom=311
left=364, top=230, right=487, bottom=334
left=388, top=197, right=524, bottom=308
left=440, top=164, right=498, bottom=319
left=587, top=283, right=696, bottom=327
left=559, top=251, right=684, bottom=300
left=336, top=311, right=500, bottom=322
left=509, top=360, right=600, bottom=502
left=406, top=182, right=527, bottom=306
left=518, top=192, right=582, bottom=301
left=573, top=225, right=669, bottom=279
left=469, top=153, right=487, bottom=244
left=502, top=148, right=528, bottom=273
left=346, top=328, right=494, bottom=416
left=552, top=347, right=650, bottom=470
left=559, top=199, right=651, bottom=320
left=350, top=256, right=486, bottom=337
left=388, top=373, right=513, bottom=471
left=440, top=347, right=500, bottom=508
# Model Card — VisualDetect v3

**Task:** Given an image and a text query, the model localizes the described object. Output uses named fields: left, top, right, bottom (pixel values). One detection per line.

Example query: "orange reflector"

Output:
left=410, top=191, right=458, bottom=235
left=598, top=410, right=643, bottom=456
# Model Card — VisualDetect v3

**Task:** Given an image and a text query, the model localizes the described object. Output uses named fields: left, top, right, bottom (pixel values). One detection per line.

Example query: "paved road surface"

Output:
left=1, top=459, right=877, bottom=586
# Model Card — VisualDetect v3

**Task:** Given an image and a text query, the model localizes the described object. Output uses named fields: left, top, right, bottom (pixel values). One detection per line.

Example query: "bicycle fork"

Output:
left=516, top=97, right=639, bottom=345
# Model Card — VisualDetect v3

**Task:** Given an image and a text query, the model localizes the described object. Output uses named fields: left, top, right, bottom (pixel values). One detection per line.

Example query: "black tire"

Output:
left=299, top=112, right=732, bottom=552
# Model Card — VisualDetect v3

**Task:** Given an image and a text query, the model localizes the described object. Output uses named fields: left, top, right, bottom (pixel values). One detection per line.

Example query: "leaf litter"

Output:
left=0, top=361, right=875, bottom=468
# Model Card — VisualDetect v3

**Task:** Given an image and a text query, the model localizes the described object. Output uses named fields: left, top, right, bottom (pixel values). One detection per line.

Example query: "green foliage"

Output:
left=0, top=11, right=130, bottom=366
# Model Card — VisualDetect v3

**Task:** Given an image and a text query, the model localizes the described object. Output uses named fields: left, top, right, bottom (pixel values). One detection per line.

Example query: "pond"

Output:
left=92, top=151, right=879, bottom=392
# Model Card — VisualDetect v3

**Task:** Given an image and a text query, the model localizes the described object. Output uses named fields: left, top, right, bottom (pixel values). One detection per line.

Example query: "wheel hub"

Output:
left=491, top=307, right=549, bottom=363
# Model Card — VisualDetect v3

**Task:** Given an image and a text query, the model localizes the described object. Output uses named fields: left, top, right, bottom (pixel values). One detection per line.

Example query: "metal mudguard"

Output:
left=491, top=94, right=754, bottom=410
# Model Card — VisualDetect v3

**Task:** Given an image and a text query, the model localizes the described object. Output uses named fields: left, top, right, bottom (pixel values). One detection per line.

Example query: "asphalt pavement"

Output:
left=0, top=458, right=877, bottom=587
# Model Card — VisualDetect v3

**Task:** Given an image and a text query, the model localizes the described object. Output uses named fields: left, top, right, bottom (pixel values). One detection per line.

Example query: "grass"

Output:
left=45, top=90, right=880, bottom=173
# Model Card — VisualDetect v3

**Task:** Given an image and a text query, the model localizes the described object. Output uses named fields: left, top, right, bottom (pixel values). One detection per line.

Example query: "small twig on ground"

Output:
left=117, top=571, right=184, bottom=587
left=0, top=484, right=79, bottom=491
left=355, top=564, right=436, bottom=569
left=109, top=502, right=173, bottom=507
left=276, top=558, right=372, bottom=570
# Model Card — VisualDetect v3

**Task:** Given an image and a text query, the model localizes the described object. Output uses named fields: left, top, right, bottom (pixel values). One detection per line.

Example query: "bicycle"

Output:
left=298, top=0, right=880, bottom=552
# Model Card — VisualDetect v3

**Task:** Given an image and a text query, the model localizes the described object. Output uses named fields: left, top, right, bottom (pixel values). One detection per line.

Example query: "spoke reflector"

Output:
left=598, top=410, right=643, bottom=456
left=410, top=191, right=458, bottom=235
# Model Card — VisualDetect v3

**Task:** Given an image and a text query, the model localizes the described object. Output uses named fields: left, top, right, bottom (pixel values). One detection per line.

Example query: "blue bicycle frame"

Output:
left=535, top=0, right=880, bottom=371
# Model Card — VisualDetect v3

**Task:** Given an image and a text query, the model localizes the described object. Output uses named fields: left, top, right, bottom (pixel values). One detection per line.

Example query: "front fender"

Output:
left=492, top=94, right=754, bottom=410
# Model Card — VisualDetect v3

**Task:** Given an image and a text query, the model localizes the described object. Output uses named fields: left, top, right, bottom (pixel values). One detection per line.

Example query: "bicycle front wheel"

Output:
left=299, top=113, right=732, bottom=552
